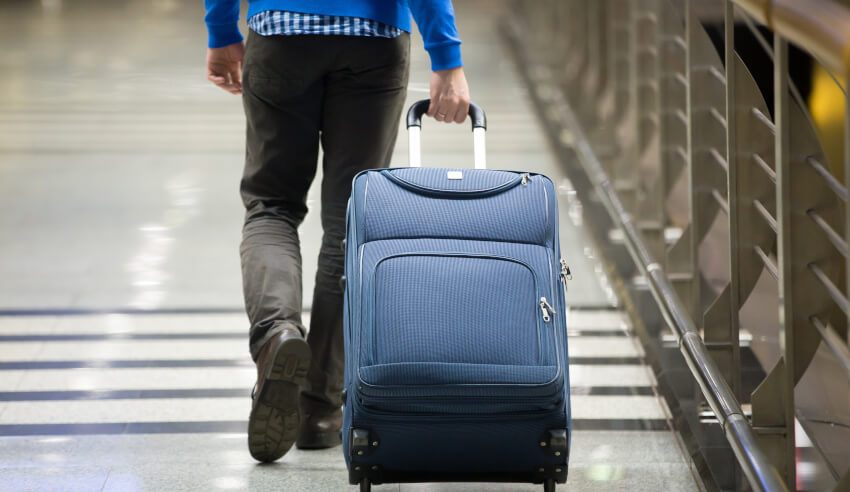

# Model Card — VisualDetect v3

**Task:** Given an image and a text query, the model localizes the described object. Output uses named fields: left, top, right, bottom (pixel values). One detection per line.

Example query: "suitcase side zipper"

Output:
left=559, top=259, right=571, bottom=292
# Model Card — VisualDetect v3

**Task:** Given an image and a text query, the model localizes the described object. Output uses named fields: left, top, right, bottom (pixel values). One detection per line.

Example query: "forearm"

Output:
left=408, top=0, right=463, bottom=71
left=204, top=0, right=243, bottom=48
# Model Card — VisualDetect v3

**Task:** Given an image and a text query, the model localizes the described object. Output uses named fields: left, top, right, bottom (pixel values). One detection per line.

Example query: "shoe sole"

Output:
left=296, top=429, right=342, bottom=450
left=247, top=336, right=311, bottom=463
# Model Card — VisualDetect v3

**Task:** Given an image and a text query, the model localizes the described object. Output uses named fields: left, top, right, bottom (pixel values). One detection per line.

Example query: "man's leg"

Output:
left=297, top=33, right=410, bottom=449
left=240, top=31, right=330, bottom=462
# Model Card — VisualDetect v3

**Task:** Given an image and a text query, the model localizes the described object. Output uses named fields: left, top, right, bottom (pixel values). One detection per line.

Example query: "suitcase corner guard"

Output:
left=540, top=429, right=569, bottom=458
left=349, top=428, right=377, bottom=457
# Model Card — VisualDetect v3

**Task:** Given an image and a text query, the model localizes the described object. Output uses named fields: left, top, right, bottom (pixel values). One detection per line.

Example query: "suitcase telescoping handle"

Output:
left=405, top=99, right=487, bottom=169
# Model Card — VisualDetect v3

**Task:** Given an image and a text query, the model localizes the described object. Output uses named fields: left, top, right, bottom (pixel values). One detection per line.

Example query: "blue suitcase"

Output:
left=342, top=100, right=571, bottom=492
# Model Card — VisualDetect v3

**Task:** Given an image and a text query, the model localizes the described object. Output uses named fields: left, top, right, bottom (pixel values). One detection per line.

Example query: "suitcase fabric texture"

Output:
left=341, top=100, right=571, bottom=491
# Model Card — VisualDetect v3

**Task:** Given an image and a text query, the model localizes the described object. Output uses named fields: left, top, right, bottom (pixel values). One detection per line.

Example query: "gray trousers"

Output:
left=240, top=31, right=410, bottom=414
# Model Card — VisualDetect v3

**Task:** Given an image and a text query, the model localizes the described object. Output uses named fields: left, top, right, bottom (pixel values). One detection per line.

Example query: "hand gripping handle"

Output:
left=405, top=99, right=487, bottom=169
left=405, top=99, right=486, bottom=130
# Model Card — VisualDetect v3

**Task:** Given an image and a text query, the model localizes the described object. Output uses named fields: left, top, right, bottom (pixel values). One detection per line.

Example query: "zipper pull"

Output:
left=521, top=173, right=531, bottom=185
left=560, top=259, right=572, bottom=290
left=540, top=297, right=555, bottom=322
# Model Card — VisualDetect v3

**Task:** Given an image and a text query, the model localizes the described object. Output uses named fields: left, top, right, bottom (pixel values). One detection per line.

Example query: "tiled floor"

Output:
left=0, top=0, right=699, bottom=490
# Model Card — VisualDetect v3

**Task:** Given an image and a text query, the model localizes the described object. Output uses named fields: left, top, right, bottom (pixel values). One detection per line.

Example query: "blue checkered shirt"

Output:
left=248, top=11, right=403, bottom=38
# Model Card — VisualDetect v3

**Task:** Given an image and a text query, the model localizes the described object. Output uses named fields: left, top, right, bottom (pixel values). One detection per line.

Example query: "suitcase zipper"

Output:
left=381, top=170, right=525, bottom=198
left=540, top=297, right=555, bottom=322
left=352, top=393, right=564, bottom=420
left=521, top=173, right=531, bottom=185
left=367, top=252, right=551, bottom=365
left=356, top=370, right=564, bottom=399
left=559, top=259, right=572, bottom=292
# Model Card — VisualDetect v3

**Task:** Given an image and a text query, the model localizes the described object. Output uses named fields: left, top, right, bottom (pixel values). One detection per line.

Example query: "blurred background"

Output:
left=1, top=0, right=249, bottom=313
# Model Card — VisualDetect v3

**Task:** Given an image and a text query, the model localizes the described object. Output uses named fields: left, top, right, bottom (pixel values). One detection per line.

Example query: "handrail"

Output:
left=561, top=81, right=788, bottom=492
left=510, top=0, right=850, bottom=488
left=734, top=0, right=850, bottom=74
left=566, top=94, right=788, bottom=491
left=504, top=27, right=787, bottom=490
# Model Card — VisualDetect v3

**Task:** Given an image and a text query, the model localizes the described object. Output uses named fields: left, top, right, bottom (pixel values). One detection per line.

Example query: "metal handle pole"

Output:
left=408, top=126, right=422, bottom=167
left=473, top=127, right=487, bottom=169
left=405, top=99, right=487, bottom=169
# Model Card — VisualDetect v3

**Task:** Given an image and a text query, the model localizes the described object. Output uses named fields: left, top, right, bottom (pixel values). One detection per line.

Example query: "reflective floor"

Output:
left=0, top=0, right=699, bottom=490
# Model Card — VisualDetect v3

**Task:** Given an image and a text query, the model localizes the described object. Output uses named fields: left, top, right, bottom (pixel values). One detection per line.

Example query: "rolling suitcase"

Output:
left=342, top=100, right=571, bottom=491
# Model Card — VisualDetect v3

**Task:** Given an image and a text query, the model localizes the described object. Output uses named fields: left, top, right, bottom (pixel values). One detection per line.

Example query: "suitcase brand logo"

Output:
left=447, top=171, right=463, bottom=180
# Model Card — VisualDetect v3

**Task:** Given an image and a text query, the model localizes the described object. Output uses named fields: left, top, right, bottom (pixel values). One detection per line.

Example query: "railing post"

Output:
left=611, top=0, right=631, bottom=132
left=721, top=0, right=743, bottom=405
left=663, top=0, right=694, bottom=325
left=587, top=0, right=606, bottom=100
left=768, top=36, right=797, bottom=489
left=680, top=0, right=700, bottom=321
left=657, top=0, right=687, bottom=233
left=634, top=0, right=665, bottom=262
left=613, top=1, right=641, bottom=214
left=846, top=63, right=850, bottom=352
left=683, top=1, right=730, bottom=332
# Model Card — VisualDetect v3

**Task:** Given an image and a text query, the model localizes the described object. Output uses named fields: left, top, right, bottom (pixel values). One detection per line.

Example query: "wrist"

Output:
left=434, top=66, right=464, bottom=76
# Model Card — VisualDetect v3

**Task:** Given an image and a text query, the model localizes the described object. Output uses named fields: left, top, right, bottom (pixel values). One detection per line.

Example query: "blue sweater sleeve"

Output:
left=408, top=0, right=463, bottom=71
left=204, top=0, right=244, bottom=48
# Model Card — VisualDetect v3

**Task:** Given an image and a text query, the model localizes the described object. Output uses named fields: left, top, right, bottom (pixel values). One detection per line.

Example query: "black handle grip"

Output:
left=405, top=99, right=486, bottom=131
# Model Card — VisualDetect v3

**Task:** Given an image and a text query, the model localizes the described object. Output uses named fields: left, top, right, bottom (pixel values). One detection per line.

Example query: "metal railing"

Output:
left=506, top=0, right=850, bottom=490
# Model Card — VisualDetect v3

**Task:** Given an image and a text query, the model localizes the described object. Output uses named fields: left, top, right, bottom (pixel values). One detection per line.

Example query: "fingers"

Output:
left=206, top=43, right=246, bottom=95
left=428, top=68, right=471, bottom=124
left=207, top=69, right=242, bottom=95
left=435, top=100, right=455, bottom=123
left=229, top=67, right=242, bottom=94
left=207, top=73, right=227, bottom=86
left=426, top=100, right=437, bottom=118
left=207, top=71, right=231, bottom=92
left=431, top=98, right=460, bottom=124
left=443, top=101, right=459, bottom=123
left=453, top=99, right=470, bottom=124
left=431, top=98, right=469, bottom=124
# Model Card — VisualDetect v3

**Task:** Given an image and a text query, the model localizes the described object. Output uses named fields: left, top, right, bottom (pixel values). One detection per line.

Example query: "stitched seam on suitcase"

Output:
left=369, top=253, right=544, bottom=367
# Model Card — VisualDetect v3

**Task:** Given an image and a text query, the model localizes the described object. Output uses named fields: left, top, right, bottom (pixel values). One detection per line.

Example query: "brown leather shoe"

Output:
left=248, top=328, right=311, bottom=463
left=295, top=408, right=343, bottom=449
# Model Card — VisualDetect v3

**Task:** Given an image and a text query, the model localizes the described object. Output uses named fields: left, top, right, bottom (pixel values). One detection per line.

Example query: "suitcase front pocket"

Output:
left=368, top=254, right=545, bottom=368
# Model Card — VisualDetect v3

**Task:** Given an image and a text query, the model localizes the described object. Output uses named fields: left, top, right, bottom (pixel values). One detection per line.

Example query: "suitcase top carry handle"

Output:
left=405, top=99, right=487, bottom=169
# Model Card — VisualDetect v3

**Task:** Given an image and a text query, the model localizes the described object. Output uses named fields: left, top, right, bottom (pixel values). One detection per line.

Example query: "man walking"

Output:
left=203, top=0, right=470, bottom=463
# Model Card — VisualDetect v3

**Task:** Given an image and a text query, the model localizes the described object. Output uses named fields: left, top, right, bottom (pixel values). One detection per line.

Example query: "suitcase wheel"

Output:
left=359, top=478, right=371, bottom=492
left=543, top=479, right=556, bottom=492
